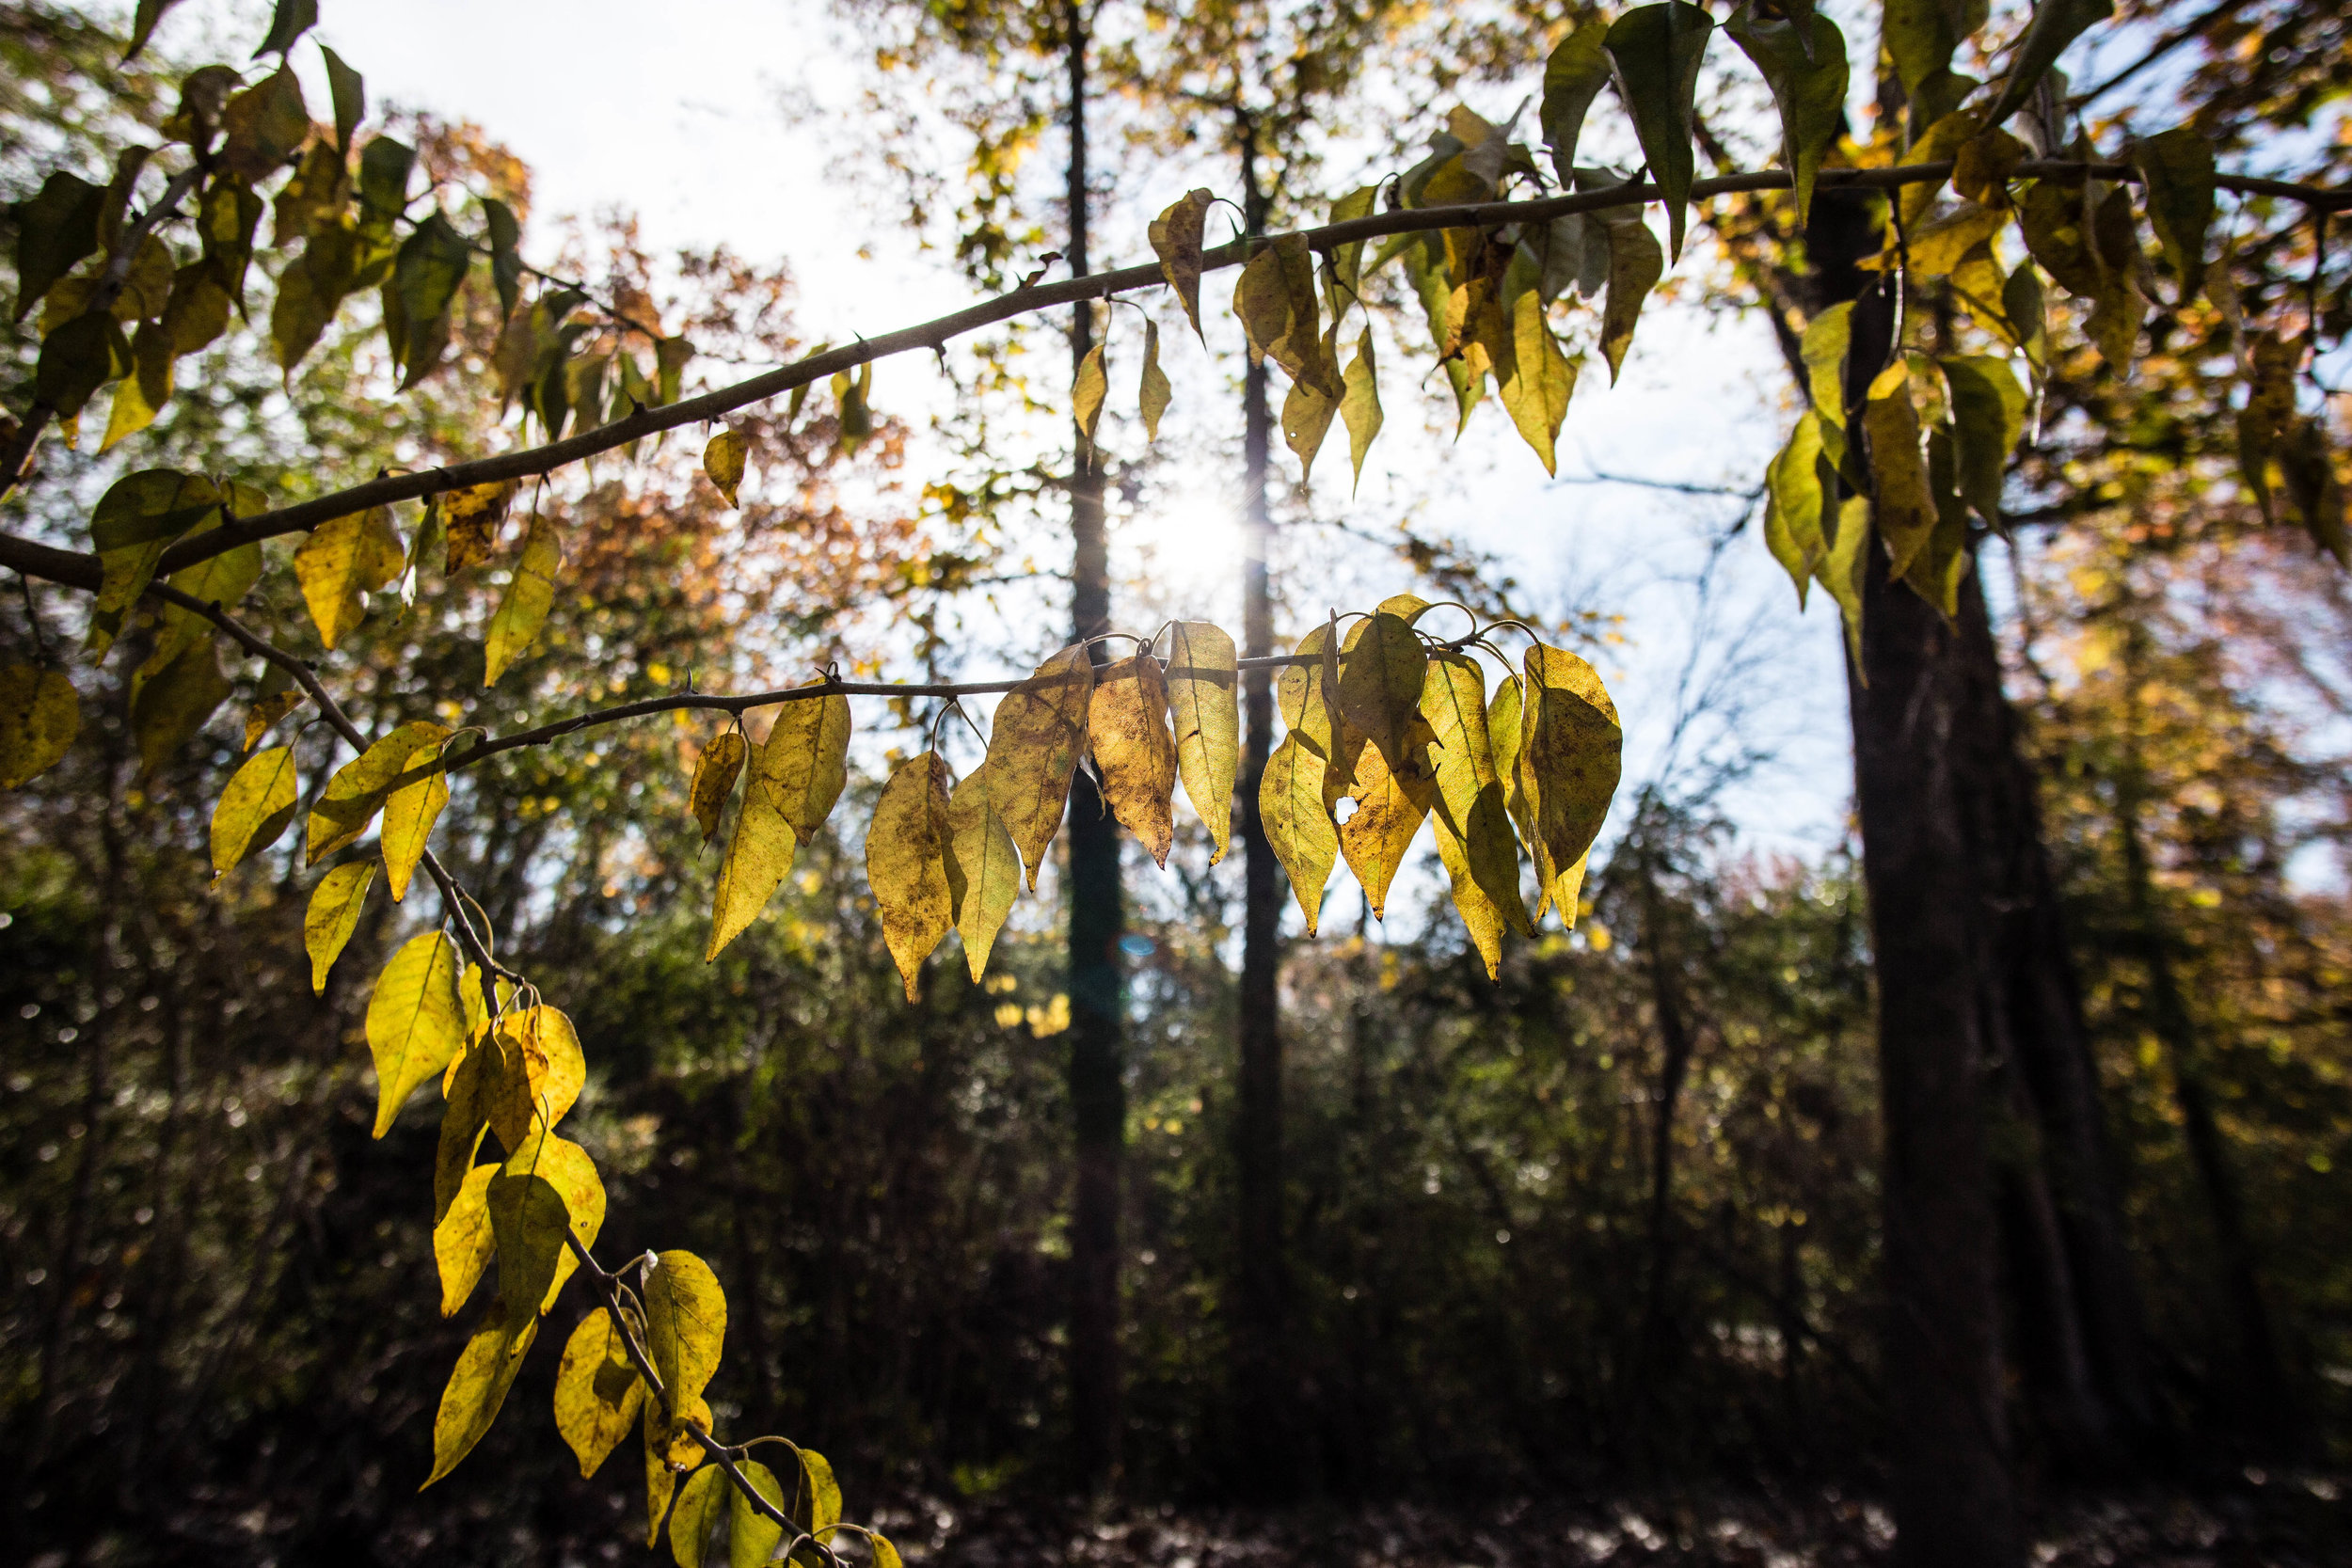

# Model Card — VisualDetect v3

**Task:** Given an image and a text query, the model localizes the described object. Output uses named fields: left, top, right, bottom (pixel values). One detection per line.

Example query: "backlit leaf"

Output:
left=2131, top=126, right=2214, bottom=302
left=704, top=737, right=797, bottom=962
left=644, top=1250, right=728, bottom=1440
left=435, top=1162, right=496, bottom=1318
left=365, top=930, right=467, bottom=1138
left=728, top=1459, right=788, bottom=1568
left=1724, top=5, right=1849, bottom=222
left=1139, top=319, right=1171, bottom=441
left=1540, top=21, right=1611, bottom=182
left=1517, top=641, right=1622, bottom=908
left=868, top=751, right=955, bottom=1001
left=210, top=743, right=298, bottom=877
left=253, top=0, right=317, bottom=57
left=760, top=684, right=853, bottom=847
left=688, top=732, right=746, bottom=846
left=1499, top=282, right=1577, bottom=473
left=484, top=509, right=564, bottom=686
left=703, top=429, right=747, bottom=507
left=1073, top=342, right=1108, bottom=453
left=554, top=1309, right=645, bottom=1480
left=668, top=1464, right=725, bottom=1568
left=485, top=1005, right=588, bottom=1152
left=1148, top=188, right=1214, bottom=341
left=294, top=505, right=405, bottom=650
left=1089, top=654, right=1177, bottom=866
left=489, top=1131, right=606, bottom=1327
left=1423, top=651, right=1528, bottom=974
left=308, top=720, right=453, bottom=864
left=1941, top=355, right=2027, bottom=527
left=151, top=517, right=262, bottom=673
left=321, top=43, right=363, bottom=150
left=441, top=480, right=517, bottom=574
left=643, top=1395, right=712, bottom=1547
left=945, top=760, right=1022, bottom=980
left=1339, top=329, right=1383, bottom=495
left=36, top=310, right=130, bottom=421
left=421, top=1307, right=536, bottom=1488
left=1233, top=233, right=1338, bottom=397
left=1277, top=621, right=1340, bottom=755
left=87, top=468, right=221, bottom=656
left=1166, top=621, right=1238, bottom=864
left=1598, top=210, right=1664, bottom=385
left=1334, top=610, right=1430, bottom=774
left=872, top=1536, right=905, bottom=1568
left=1763, top=411, right=1827, bottom=607
left=1603, top=3, right=1715, bottom=262
left=1281, top=341, right=1341, bottom=481
left=437, top=1037, right=492, bottom=1227
left=1863, top=361, right=1938, bottom=577
left=1261, top=733, right=1338, bottom=935
left=384, top=213, right=470, bottom=387
left=1818, top=496, right=1871, bottom=670
left=797, top=1449, right=843, bottom=1534
left=217, top=65, right=307, bottom=182
left=305, top=860, right=373, bottom=993
left=0, top=665, right=80, bottom=789
left=986, top=645, right=1093, bottom=888
left=380, top=732, right=450, bottom=902
left=1327, top=726, right=1436, bottom=920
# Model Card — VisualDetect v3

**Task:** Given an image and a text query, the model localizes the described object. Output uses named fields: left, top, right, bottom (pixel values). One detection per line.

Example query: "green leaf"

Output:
left=1089, top=654, right=1177, bottom=866
left=1907, top=428, right=1975, bottom=616
left=1166, top=621, right=1238, bottom=864
left=308, top=720, right=453, bottom=864
left=304, top=860, right=374, bottom=993
left=124, top=0, right=184, bottom=62
left=11, top=171, right=104, bottom=322
left=1260, top=733, right=1338, bottom=935
left=1597, top=210, right=1664, bottom=385
left=380, top=733, right=451, bottom=903
left=1339, top=329, right=1383, bottom=496
left=1986, top=0, right=2112, bottom=127
left=2130, top=126, right=2215, bottom=303
left=421, top=1307, right=536, bottom=1488
left=358, top=135, right=416, bottom=220
left=384, top=213, right=471, bottom=388
left=705, top=737, right=799, bottom=962
left=1540, top=21, right=1612, bottom=184
left=1863, top=361, right=1938, bottom=578
left=294, top=505, right=406, bottom=650
left=984, top=645, right=1093, bottom=887
left=253, top=0, right=317, bottom=56
left=37, top=311, right=131, bottom=424
left=1819, top=495, right=1871, bottom=671
left=365, top=930, right=467, bottom=1137
left=643, top=1250, right=728, bottom=1439
left=1940, top=355, right=2027, bottom=527
left=1516, top=641, right=1622, bottom=909
left=1764, top=410, right=1827, bottom=608
left=945, top=760, right=1022, bottom=980
left=484, top=510, right=564, bottom=686
left=1725, top=6, right=1850, bottom=223
left=704, top=429, right=747, bottom=506
left=1148, top=188, right=1215, bottom=341
left=320, top=43, right=364, bottom=150
left=217, top=66, right=309, bottom=182
left=483, top=198, right=523, bottom=321
left=1603, top=3, right=1715, bottom=262
left=128, top=634, right=229, bottom=776
left=210, top=743, right=299, bottom=878
left=759, top=684, right=853, bottom=846
left=1139, top=319, right=1171, bottom=441
left=669, top=1464, right=726, bottom=1568
left=868, top=751, right=955, bottom=1001
left=689, top=732, right=747, bottom=846
left=554, top=1309, right=646, bottom=1481
left=729, top=1460, right=788, bottom=1568
left=1883, top=0, right=1991, bottom=109
left=0, top=664, right=80, bottom=789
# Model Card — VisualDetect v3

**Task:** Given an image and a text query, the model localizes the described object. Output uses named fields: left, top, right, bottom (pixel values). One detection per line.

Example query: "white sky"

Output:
left=133, top=0, right=1863, bottom=881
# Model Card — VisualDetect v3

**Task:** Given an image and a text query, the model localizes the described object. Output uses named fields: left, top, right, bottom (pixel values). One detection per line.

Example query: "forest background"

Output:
left=1, top=0, right=2348, bottom=1564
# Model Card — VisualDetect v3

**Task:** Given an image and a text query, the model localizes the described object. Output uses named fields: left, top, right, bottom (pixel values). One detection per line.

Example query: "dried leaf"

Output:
left=1089, top=654, right=1177, bottom=866
left=441, top=480, right=516, bottom=573
left=304, top=859, right=374, bottom=993
left=1149, top=188, right=1214, bottom=340
left=210, top=742, right=299, bottom=877
left=867, top=751, right=955, bottom=1001
left=688, top=732, right=746, bottom=846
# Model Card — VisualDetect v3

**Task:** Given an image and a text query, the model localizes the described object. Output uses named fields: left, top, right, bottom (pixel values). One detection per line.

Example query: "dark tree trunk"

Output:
left=1230, top=119, right=1295, bottom=1501
left=1637, top=847, right=1698, bottom=1393
left=1061, top=0, right=1125, bottom=1492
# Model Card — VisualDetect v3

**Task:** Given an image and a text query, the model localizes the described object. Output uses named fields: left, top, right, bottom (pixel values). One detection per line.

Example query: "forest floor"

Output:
left=897, top=1472, right=2351, bottom=1567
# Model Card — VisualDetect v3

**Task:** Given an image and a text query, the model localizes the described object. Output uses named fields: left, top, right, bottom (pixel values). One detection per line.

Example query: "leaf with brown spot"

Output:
left=440, top=480, right=516, bottom=573
left=867, top=751, right=954, bottom=1001
left=984, top=645, right=1093, bottom=888
left=1089, top=654, right=1176, bottom=866
left=1148, top=188, right=1214, bottom=340
left=687, top=732, right=745, bottom=846
left=1517, top=641, right=1622, bottom=911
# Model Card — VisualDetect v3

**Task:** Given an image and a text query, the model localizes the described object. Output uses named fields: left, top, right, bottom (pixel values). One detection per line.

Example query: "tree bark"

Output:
left=1062, top=0, right=1125, bottom=1493
left=1230, top=117, right=1295, bottom=1501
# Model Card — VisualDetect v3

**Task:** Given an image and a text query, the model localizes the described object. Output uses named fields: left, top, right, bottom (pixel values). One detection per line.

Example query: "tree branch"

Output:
left=3, top=157, right=2343, bottom=593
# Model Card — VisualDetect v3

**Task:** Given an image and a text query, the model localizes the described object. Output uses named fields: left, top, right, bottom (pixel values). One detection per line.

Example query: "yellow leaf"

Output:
left=0, top=665, right=79, bottom=790
left=1073, top=342, right=1107, bottom=453
left=797, top=1449, right=843, bottom=1533
left=1488, top=673, right=1532, bottom=842
left=1422, top=651, right=1528, bottom=969
left=1148, top=187, right=1214, bottom=340
left=758, top=684, right=852, bottom=846
left=484, top=509, right=564, bottom=686
left=210, top=743, right=299, bottom=878
left=1139, top=319, right=1171, bottom=441
left=87, top=469, right=221, bottom=656
left=1276, top=621, right=1340, bottom=755
left=1498, top=285, right=1577, bottom=475
left=669, top=1463, right=726, bottom=1568
left=437, top=1036, right=492, bottom=1226
left=1260, top=733, right=1337, bottom=935
left=151, top=512, right=262, bottom=673
left=1517, top=642, right=1622, bottom=912
left=728, top=1459, right=787, bottom=1568
left=435, top=1161, right=497, bottom=1318
left=380, top=733, right=450, bottom=902
left=244, top=686, right=306, bottom=752
left=704, top=739, right=797, bottom=962
left=866, top=751, right=954, bottom=1002
left=1165, top=622, right=1237, bottom=863
left=702, top=428, right=747, bottom=507
left=308, top=720, right=453, bottom=865
left=1334, top=610, right=1431, bottom=774
left=688, top=732, right=746, bottom=846
left=1282, top=328, right=1341, bottom=481
left=294, top=505, right=405, bottom=650
left=1863, top=370, right=1937, bottom=578
left=644, top=1250, right=727, bottom=1441
left=421, top=1306, right=536, bottom=1488
left=985, top=644, right=1093, bottom=888
left=364, top=929, right=467, bottom=1138
left=484, top=1005, right=587, bottom=1152
left=1340, top=329, right=1383, bottom=496
left=1325, top=728, right=1435, bottom=920
left=945, top=760, right=1022, bottom=981
left=871, top=1535, right=905, bottom=1568
left=440, top=479, right=516, bottom=573
left=643, top=1395, right=709, bottom=1546
left=305, top=860, right=375, bottom=994
left=1089, top=653, right=1176, bottom=866
left=554, top=1308, right=646, bottom=1480
left=128, top=634, right=229, bottom=776
left=1819, top=496, right=1871, bottom=673
left=1597, top=211, right=1663, bottom=386
left=1232, top=232, right=1338, bottom=396
left=489, top=1130, right=606, bottom=1329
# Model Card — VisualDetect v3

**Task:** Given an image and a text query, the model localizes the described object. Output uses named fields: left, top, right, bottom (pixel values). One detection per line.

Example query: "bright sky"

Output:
left=139, top=0, right=1863, bottom=880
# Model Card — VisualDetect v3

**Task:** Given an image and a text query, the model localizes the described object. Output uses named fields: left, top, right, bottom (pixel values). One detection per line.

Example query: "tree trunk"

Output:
left=1230, top=119, right=1295, bottom=1501
left=1637, top=846, right=1698, bottom=1396
left=1061, top=0, right=1124, bottom=1492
